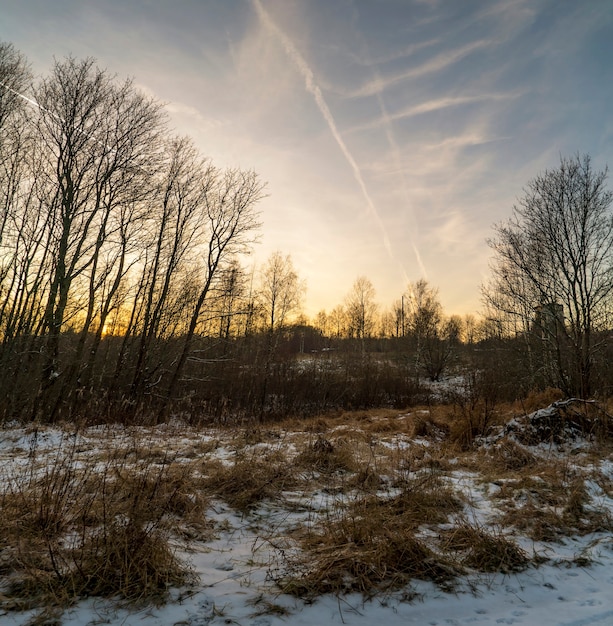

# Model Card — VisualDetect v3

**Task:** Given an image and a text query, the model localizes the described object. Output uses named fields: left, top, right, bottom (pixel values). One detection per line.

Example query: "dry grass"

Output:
left=280, top=408, right=415, bottom=437
left=201, top=404, right=608, bottom=588
left=273, top=510, right=458, bottom=599
left=294, top=436, right=359, bottom=474
left=409, top=411, right=449, bottom=439
left=491, top=439, right=537, bottom=471
left=202, top=449, right=295, bottom=511
left=3, top=397, right=613, bottom=615
left=440, top=523, right=530, bottom=573
left=0, top=437, right=207, bottom=610
left=269, top=471, right=464, bottom=599
left=359, top=476, right=463, bottom=529
left=493, top=467, right=613, bottom=541
left=517, top=388, right=565, bottom=413
left=466, top=439, right=539, bottom=476
left=348, top=464, right=383, bottom=491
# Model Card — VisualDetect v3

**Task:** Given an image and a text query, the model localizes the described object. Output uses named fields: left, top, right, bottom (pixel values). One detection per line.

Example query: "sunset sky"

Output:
left=2, top=0, right=612, bottom=317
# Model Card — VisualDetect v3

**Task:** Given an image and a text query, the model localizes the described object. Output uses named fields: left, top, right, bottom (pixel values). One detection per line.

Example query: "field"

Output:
left=1, top=397, right=613, bottom=626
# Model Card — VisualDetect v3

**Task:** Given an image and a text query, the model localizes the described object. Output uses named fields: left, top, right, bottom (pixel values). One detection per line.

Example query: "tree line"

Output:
left=2, top=41, right=613, bottom=424
left=0, top=44, right=267, bottom=422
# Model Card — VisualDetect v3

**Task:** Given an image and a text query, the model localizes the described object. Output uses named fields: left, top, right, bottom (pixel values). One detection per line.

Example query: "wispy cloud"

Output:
left=165, top=101, right=225, bottom=131
left=250, top=0, right=394, bottom=258
left=395, top=92, right=518, bottom=119
left=351, top=91, right=521, bottom=133
left=344, top=39, right=495, bottom=99
left=370, top=81, right=427, bottom=279
left=353, top=38, right=440, bottom=66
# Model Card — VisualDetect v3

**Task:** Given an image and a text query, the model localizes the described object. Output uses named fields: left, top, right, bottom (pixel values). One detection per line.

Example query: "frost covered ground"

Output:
left=1, top=408, right=613, bottom=626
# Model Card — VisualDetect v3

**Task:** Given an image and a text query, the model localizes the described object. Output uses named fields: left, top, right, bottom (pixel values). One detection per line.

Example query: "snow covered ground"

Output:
left=1, top=413, right=612, bottom=626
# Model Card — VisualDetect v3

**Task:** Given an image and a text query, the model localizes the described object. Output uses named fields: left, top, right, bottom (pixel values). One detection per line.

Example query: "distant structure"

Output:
left=533, top=302, right=565, bottom=340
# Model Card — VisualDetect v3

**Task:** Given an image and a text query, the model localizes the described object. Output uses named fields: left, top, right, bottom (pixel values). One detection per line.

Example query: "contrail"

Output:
left=374, top=86, right=428, bottom=280
left=250, top=0, right=393, bottom=259
left=0, top=80, right=45, bottom=111
left=348, top=39, right=493, bottom=99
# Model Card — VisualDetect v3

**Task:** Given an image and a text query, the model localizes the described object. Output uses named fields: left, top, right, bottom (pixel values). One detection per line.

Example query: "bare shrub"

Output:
left=446, top=370, right=502, bottom=449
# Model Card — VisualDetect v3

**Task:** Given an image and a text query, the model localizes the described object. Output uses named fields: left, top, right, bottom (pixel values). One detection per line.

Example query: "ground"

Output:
left=1, top=403, right=613, bottom=626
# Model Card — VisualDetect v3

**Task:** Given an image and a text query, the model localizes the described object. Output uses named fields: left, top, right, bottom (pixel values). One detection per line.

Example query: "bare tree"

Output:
left=162, top=167, right=264, bottom=412
left=462, top=313, right=477, bottom=345
left=345, top=276, right=377, bottom=350
left=61, top=78, right=165, bottom=405
left=216, top=260, right=248, bottom=342
left=390, top=298, right=407, bottom=337
left=254, top=251, right=304, bottom=415
left=328, top=305, right=347, bottom=339
left=259, top=251, right=303, bottom=337
left=128, top=136, right=209, bottom=396
left=0, top=41, right=30, bottom=131
left=0, top=41, right=32, bottom=300
left=484, top=154, right=613, bottom=397
left=30, top=57, right=164, bottom=410
left=405, top=279, right=456, bottom=381
left=313, top=309, right=329, bottom=338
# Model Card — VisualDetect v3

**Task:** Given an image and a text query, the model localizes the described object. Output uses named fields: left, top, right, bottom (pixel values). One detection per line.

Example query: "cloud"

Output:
left=369, top=80, right=427, bottom=278
left=394, top=92, right=518, bottom=119
left=250, top=0, right=394, bottom=259
left=164, top=101, right=225, bottom=132
left=350, top=91, right=521, bottom=134
left=343, top=39, right=495, bottom=99
left=352, top=38, right=441, bottom=67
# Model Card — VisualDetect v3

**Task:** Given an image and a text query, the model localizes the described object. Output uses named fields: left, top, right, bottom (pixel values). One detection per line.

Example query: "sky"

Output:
left=1, top=0, right=613, bottom=318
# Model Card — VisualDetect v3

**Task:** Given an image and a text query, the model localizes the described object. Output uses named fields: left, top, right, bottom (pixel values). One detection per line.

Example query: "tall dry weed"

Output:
left=0, top=434, right=205, bottom=610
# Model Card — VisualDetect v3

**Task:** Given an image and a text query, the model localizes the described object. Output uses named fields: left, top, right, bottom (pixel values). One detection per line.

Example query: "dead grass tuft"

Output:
left=270, top=470, right=464, bottom=598
left=302, top=417, right=332, bottom=434
left=440, top=523, right=530, bottom=573
left=447, top=413, right=486, bottom=450
left=0, top=438, right=205, bottom=610
left=358, top=417, right=408, bottom=435
left=519, top=388, right=565, bottom=413
left=495, top=473, right=613, bottom=541
left=388, top=479, right=464, bottom=526
left=203, top=450, right=294, bottom=511
left=408, top=412, right=449, bottom=441
left=480, top=439, right=539, bottom=474
left=295, top=436, right=358, bottom=474
left=348, top=465, right=383, bottom=491
left=275, top=504, right=458, bottom=598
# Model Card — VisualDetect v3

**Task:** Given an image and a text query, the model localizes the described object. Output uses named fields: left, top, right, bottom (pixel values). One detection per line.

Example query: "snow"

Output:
left=1, top=420, right=613, bottom=626
left=15, top=560, right=613, bottom=626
